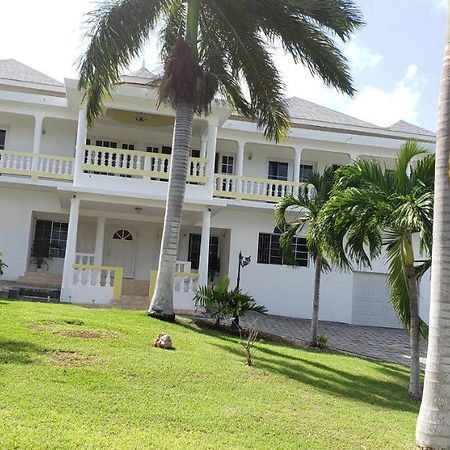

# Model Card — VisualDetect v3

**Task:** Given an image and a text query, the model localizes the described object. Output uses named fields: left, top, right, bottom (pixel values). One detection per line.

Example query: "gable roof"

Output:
left=0, top=59, right=63, bottom=87
left=387, top=120, right=435, bottom=137
left=287, top=96, right=377, bottom=129
left=121, top=66, right=157, bottom=86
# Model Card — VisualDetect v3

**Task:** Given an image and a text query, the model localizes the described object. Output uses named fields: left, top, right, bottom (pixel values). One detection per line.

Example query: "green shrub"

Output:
left=316, top=334, right=328, bottom=349
left=194, top=276, right=267, bottom=327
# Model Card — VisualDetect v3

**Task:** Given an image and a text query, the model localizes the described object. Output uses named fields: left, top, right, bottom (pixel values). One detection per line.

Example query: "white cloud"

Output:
left=345, top=39, right=383, bottom=71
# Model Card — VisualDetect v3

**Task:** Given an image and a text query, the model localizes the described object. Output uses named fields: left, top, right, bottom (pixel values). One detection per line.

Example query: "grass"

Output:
left=0, top=300, right=419, bottom=449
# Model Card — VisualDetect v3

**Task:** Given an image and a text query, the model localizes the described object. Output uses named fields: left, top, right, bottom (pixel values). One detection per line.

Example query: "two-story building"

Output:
left=0, top=59, right=436, bottom=327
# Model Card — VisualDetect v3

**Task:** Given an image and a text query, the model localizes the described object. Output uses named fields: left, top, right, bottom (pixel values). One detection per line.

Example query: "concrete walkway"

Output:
left=241, top=312, right=427, bottom=367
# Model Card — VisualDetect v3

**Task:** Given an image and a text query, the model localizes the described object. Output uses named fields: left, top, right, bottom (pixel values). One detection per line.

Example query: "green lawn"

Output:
left=0, top=300, right=419, bottom=449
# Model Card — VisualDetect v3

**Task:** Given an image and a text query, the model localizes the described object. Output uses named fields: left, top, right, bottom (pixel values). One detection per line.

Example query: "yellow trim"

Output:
left=0, top=168, right=73, bottom=180
left=190, top=157, right=209, bottom=164
left=73, top=264, right=124, bottom=301
left=0, top=150, right=75, bottom=162
left=214, top=174, right=304, bottom=188
left=214, top=190, right=284, bottom=203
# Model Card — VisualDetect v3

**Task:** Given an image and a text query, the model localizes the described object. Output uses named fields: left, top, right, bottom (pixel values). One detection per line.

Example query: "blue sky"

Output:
left=0, top=0, right=446, bottom=131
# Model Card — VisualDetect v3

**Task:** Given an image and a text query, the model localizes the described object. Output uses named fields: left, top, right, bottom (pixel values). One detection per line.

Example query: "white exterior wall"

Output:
left=0, top=112, right=34, bottom=152
left=41, top=118, right=77, bottom=156
left=0, top=187, right=64, bottom=279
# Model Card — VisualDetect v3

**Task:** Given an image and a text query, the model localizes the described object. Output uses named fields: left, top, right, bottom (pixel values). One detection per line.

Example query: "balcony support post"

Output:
left=198, top=209, right=211, bottom=286
left=205, top=121, right=218, bottom=196
left=236, top=141, right=245, bottom=193
left=31, top=115, right=43, bottom=175
left=61, top=196, right=81, bottom=302
left=293, top=147, right=303, bottom=184
left=94, top=217, right=106, bottom=266
left=74, top=108, right=87, bottom=185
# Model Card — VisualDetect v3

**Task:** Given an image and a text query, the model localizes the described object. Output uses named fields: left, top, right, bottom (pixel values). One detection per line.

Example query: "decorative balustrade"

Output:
left=214, top=175, right=313, bottom=203
left=0, top=150, right=74, bottom=180
left=71, top=264, right=123, bottom=305
left=75, top=253, right=96, bottom=265
left=83, top=145, right=208, bottom=184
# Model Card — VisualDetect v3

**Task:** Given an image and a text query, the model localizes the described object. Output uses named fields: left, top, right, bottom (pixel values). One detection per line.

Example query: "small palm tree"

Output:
left=79, top=0, right=363, bottom=321
left=416, top=1, right=450, bottom=445
left=319, top=141, right=434, bottom=400
left=275, top=167, right=336, bottom=346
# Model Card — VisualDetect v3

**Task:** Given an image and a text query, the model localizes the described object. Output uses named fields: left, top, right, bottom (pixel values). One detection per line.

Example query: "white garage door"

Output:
left=352, top=272, right=402, bottom=329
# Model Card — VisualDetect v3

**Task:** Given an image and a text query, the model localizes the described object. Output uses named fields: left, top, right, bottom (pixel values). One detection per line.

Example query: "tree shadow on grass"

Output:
left=0, top=301, right=9, bottom=305
left=213, top=342, right=418, bottom=413
left=174, top=319, right=418, bottom=413
left=0, top=339, right=43, bottom=365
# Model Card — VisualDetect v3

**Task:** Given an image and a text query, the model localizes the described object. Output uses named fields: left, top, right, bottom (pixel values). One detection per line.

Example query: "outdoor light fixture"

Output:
left=135, top=113, right=148, bottom=123
left=236, top=251, right=251, bottom=289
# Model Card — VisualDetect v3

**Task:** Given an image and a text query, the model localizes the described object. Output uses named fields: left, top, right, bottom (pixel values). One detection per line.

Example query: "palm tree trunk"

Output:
left=148, top=101, right=194, bottom=321
left=311, top=254, right=322, bottom=346
left=416, top=4, right=450, bottom=446
left=405, top=262, right=421, bottom=400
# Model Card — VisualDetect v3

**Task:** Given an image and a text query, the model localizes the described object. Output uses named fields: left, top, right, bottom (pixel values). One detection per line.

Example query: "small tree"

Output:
left=319, top=141, right=434, bottom=399
left=275, top=167, right=336, bottom=346
left=0, top=251, right=7, bottom=276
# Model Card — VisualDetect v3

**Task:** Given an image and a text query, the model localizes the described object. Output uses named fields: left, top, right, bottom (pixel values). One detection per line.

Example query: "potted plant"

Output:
left=31, top=241, right=50, bottom=272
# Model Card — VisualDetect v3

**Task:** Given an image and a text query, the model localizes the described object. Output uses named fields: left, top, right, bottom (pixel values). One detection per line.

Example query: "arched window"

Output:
left=113, top=229, right=133, bottom=241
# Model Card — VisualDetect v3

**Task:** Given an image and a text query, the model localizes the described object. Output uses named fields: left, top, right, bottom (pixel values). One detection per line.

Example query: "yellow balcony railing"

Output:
left=83, top=145, right=208, bottom=184
left=0, top=150, right=74, bottom=180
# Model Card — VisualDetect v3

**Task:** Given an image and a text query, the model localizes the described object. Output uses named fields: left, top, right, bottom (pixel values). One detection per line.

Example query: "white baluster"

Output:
left=87, top=269, right=93, bottom=286
left=74, top=269, right=81, bottom=286
left=105, top=270, right=112, bottom=287
left=95, top=269, right=101, bottom=287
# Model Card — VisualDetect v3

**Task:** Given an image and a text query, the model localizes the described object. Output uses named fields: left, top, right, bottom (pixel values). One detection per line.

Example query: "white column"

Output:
left=31, top=116, right=43, bottom=174
left=94, top=217, right=106, bottom=265
left=293, top=147, right=303, bottom=183
left=60, top=196, right=81, bottom=302
left=348, top=151, right=359, bottom=163
left=200, top=136, right=207, bottom=159
left=205, top=122, right=218, bottom=197
left=198, top=209, right=211, bottom=286
left=74, top=108, right=87, bottom=185
left=236, top=141, right=245, bottom=193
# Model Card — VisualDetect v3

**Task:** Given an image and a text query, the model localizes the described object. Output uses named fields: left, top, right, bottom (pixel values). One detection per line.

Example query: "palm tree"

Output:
left=416, top=3, right=450, bottom=446
left=319, top=141, right=434, bottom=399
left=79, top=0, right=363, bottom=321
left=275, top=167, right=336, bottom=346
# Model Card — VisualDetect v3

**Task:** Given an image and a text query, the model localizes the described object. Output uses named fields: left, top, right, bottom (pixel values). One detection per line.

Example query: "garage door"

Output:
left=352, top=272, right=402, bottom=328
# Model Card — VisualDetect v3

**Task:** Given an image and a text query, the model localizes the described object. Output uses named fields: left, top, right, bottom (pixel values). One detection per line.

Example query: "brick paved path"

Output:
left=241, top=312, right=427, bottom=367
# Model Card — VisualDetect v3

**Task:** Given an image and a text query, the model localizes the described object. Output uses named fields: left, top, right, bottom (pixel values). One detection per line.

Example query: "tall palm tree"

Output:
left=275, top=166, right=336, bottom=346
left=79, top=0, right=363, bottom=321
left=319, top=141, right=434, bottom=400
left=416, top=3, right=450, bottom=446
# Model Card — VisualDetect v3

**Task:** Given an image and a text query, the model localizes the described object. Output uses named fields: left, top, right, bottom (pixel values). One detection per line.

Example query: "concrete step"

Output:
left=119, top=295, right=149, bottom=310
left=121, top=279, right=150, bottom=296
left=18, top=272, right=62, bottom=288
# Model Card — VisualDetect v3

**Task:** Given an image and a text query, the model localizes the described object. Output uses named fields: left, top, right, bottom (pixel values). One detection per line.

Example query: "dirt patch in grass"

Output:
left=44, top=349, right=98, bottom=367
left=53, top=329, right=120, bottom=339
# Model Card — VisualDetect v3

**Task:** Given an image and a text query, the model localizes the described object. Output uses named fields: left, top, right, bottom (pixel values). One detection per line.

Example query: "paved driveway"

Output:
left=241, top=312, right=427, bottom=367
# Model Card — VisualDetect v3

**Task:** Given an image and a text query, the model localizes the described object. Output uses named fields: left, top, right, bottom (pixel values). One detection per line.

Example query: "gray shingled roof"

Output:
left=387, top=120, right=435, bottom=137
left=0, top=59, right=63, bottom=87
left=288, top=96, right=377, bottom=128
left=122, top=66, right=157, bottom=86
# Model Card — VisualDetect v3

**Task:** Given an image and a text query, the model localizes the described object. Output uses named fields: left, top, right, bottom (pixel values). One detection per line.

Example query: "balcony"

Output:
left=0, top=150, right=74, bottom=181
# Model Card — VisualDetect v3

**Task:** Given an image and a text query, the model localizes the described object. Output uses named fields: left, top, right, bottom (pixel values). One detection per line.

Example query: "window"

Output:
left=257, top=228, right=308, bottom=267
left=268, top=161, right=288, bottom=181
left=0, top=129, right=6, bottom=150
left=33, top=220, right=68, bottom=259
left=191, top=149, right=200, bottom=158
left=122, top=143, right=135, bottom=151
left=113, top=229, right=133, bottom=241
left=299, top=164, right=314, bottom=182
left=221, top=155, right=235, bottom=174
left=188, top=234, right=219, bottom=271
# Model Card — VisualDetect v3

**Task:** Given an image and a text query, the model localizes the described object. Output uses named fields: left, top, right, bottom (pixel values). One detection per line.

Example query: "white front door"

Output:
left=105, top=228, right=136, bottom=278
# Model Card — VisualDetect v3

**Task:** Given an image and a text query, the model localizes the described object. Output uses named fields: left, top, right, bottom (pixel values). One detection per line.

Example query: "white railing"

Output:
left=149, top=269, right=199, bottom=311
left=71, top=264, right=123, bottom=305
left=75, top=253, right=96, bottom=265
left=214, top=175, right=313, bottom=202
left=0, top=150, right=74, bottom=180
left=175, top=260, right=192, bottom=273
left=83, top=145, right=208, bottom=184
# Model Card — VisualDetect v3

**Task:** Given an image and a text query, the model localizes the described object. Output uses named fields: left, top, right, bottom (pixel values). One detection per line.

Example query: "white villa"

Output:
left=0, top=59, right=436, bottom=327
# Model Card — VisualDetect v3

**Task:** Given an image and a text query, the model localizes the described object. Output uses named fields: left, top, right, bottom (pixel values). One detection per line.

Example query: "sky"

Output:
left=0, top=0, right=447, bottom=131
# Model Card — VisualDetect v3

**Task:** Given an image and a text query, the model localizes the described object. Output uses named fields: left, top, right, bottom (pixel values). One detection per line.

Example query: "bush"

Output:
left=194, top=276, right=267, bottom=327
left=316, top=334, right=328, bottom=349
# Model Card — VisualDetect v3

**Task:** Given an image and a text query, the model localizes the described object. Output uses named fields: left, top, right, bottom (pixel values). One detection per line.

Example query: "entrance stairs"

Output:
left=119, top=279, right=150, bottom=310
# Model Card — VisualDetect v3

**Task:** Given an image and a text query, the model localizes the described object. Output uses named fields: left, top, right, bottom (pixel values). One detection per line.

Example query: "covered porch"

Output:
left=25, top=196, right=230, bottom=310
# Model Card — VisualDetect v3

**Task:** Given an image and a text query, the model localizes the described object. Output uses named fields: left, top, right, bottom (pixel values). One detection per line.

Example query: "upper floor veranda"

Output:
left=0, top=60, right=436, bottom=207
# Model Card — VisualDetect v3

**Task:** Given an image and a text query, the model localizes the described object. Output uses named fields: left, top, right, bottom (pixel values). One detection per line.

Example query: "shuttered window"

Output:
left=258, top=232, right=308, bottom=267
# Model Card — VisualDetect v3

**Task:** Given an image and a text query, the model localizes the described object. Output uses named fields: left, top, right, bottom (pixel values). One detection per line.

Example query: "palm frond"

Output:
left=79, top=0, right=169, bottom=126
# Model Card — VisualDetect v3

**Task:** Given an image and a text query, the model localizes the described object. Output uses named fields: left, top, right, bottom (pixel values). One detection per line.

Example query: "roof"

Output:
left=387, top=120, right=435, bottom=137
left=287, top=96, right=377, bottom=129
left=121, top=66, right=157, bottom=86
left=0, top=59, right=63, bottom=87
